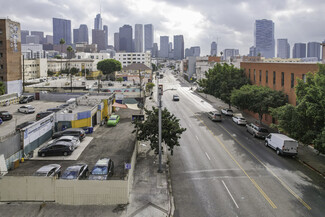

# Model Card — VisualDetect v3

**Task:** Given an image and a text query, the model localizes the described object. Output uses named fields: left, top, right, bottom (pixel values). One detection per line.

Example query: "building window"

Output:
left=0, top=29, right=2, bottom=34
left=302, top=74, right=306, bottom=82
left=291, top=73, right=294, bottom=88
left=0, top=53, right=2, bottom=57
left=0, top=65, right=3, bottom=69
left=248, top=69, right=251, bottom=79
left=266, top=70, right=268, bottom=83
left=0, top=41, right=2, bottom=46
left=281, top=72, right=284, bottom=87
left=259, top=70, right=262, bottom=82
left=254, top=69, right=256, bottom=82
left=273, top=71, right=276, bottom=85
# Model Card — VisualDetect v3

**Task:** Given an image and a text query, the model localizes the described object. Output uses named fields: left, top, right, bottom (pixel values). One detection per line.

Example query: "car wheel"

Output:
left=25, top=110, right=28, bottom=114
left=41, top=153, right=45, bottom=157
left=265, top=141, right=268, bottom=147
left=63, top=152, right=68, bottom=156
left=276, top=149, right=280, bottom=155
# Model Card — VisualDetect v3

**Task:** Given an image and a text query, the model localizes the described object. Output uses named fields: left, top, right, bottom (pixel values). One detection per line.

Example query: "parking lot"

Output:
left=0, top=99, right=62, bottom=137
left=7, top=108, right=138, bottom=180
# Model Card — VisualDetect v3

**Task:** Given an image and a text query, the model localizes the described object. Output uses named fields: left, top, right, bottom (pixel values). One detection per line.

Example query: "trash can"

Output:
left=88, top=127, right=93, bottom=134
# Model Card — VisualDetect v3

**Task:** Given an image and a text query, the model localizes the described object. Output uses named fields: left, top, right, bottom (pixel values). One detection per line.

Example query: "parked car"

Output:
left=16, top=121, right=35, bottom=131
left=232, top=113, right=247, bottom=125
left=221, top=108, right=233, bottom=116
left=0, top=111, right=13, bottom=121
left=48, top=136, right=80, bottom=150
left=88, top=158, right=114, bottom=180
left=47, top=107, right=62, bottom=113
left=61, top=163, right=89, bottom=180
left=265, top=133, right=298, bottom=156
left=173, top=95, right=180, bottom=101
left=246, top=123, right=269, bottom=139
left=207, top=110, right=222, bottom=122
left=36, top=111, right=53, bottom=121
left=38, top=141, right=74, bottom=157
left=19, top=95, right=34, bottom=104
left=52, top=128, right=86, bottom=141
left=107, top=115, right=120, bottom=126
left=18, top=105, right=35, bottom=114
left=33, top=164, right=61, bottom=178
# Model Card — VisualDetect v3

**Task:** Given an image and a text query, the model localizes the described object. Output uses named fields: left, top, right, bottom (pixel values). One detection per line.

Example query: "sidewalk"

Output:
left=126, top=79, right=173, bottom=217
left=195, top=90, right=325, bottom=177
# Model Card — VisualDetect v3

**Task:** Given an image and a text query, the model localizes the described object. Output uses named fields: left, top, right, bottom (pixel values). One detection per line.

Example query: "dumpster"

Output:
left=82, top=127, right=93, bottom=134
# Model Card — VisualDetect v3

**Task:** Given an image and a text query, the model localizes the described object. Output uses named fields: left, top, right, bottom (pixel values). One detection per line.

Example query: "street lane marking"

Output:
left=222, top=180, right=239, bottom=209
left=197, top=116, right=277, bottom=209
left=205, top=152, right=211, bottom=161
left=184, top=168, right=241, bottom=174
left=218, top=124, right=312, bottom=211
left=196, top=135, right=199, bottom=141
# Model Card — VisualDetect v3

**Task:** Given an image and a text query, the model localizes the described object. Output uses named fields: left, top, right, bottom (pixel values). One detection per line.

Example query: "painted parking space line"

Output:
left=222, top=180, right=239, bottom=209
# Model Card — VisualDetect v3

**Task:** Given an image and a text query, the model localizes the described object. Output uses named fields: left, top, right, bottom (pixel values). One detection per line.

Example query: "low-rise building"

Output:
left=115, top=63, right=152, bottom=83
left=195, top=56, right=221, bottom=80
left=23, top=58, right=47, bottom=80
left=114, top=51, right=151, bottom=68
left=47, top=58, right=97, bottom=73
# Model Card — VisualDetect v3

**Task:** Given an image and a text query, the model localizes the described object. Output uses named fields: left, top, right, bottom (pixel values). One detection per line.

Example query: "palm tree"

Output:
left=67, top=46, right=73, bottom=75
left=59, top=38, right=65, bottom=74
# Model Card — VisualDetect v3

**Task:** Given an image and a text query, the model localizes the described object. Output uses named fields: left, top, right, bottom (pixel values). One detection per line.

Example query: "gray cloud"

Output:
left=0, top=0, right=324, bottom=55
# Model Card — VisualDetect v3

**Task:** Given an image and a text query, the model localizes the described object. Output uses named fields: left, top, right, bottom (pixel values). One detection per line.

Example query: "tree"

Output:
left=133, top=107, right=186, bottom=155
left=47, top=70, right=55, bottom=77
left=0, top=82, right=5, bottom=95
left=271, top=64, right=325, bottom=153
left=59, top=38, right=65, bottom=73
left=231, top=84, right=286, bottom=123
left=152, top=63, right=158, bottom=72
left=70, top=67, right=79, bottom=76
left=145, top=82, right=155, bottom=93
left=66, top=46, right=73, bottom=74
left=97, top=59, right=122, bottom=80
left=198, top=63, right=249, bottom=108
left=116, top=77, right=123, bottom=82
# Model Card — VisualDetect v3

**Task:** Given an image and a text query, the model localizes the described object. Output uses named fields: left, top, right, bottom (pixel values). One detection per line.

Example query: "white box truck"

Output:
left=265, top=133, right=298, bottom=156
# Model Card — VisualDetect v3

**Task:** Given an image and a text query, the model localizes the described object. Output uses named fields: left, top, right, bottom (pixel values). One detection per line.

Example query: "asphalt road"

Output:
left=160, top=70, right=325, bottom=217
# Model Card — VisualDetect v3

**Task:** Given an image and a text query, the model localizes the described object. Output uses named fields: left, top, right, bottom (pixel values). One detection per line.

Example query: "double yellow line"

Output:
left=198, top=116, right=311, bottom=210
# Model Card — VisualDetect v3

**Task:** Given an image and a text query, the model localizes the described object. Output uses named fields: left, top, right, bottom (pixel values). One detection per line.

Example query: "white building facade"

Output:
left=114, top=51, right=151, bottom=68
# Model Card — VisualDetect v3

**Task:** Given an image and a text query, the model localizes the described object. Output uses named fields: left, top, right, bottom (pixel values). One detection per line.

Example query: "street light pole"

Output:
left=22, top=55, right=25, bottom=93
left=158, top=83, right=163, bottom=173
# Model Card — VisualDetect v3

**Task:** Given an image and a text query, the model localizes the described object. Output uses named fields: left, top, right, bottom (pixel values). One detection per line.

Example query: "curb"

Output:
left=297, top=158, right=325, bottom=178
left=166, top=155, right=175, bottom=217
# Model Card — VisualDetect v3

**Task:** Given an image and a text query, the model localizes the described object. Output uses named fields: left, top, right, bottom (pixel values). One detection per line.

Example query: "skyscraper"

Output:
left=134, top=24, right=143, bottom=52
left=21, top=30, right=29, bottom=44
left=293, top=43, right=306, bottom=58
left=190, top=46, right=201, bottom=57
left=159, top=36, right=169, bottom=58
left=152, top=43, right=158, bottom=57
left=144, top=24, right=154, bottom=52
left=53, top=18, right=72, bottom=45
left=119, top=25, right=133, bottom=52
left=103, top=25, right=108, bottom=49
left=307, top=42, right=320, bottom=60
left=31, top=31, right=44, bottom=44
left=254, top=19, right=275, bottom=58
left=94, top=14, right=102, bottom=30
left=174, top=35, right=184, bottom=60
left=73, top=24, right=89, bottom=44
left=277, top=39, right=290, bottom=58
left=114, top=32, right=119, bottom=51
left=73, top=29, right=79, bottom=44
left=211, top=41, right=217, bottom=56
left=92, top=29, right=106, bottom=51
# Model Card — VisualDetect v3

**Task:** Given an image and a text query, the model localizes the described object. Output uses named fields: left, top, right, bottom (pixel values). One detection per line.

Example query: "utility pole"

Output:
left=22, top=55, right=25, bottom=93
left=158, top=84, right=163, bottom=173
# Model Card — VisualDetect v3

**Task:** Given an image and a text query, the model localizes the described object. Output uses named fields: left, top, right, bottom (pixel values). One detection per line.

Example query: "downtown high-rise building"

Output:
left=92, top=29, right=106, bottom=51
left=103, top=25, right=108, bottom=49
left=73, top=24, right=89, bottom=44
left=21, top=30, right=29, bottom=44
left=114, top=32, right=119, bottom=51
left=119, top=25, right=133, bottom=52
left=144, top=24, right=154, bottom=52
left=277, top=39, right=290, bottom=58
left=211, top=41, right=217, bottom=56
left=31, top=31, right=44, bottom=44
left=254, top=19, right=275, bottom=58
left=152, top=43, right=158, bottom=57
left=307, top=42, right=320, bottom=60
left=134, top=24, right=143, bottom=52
left=293, top=43, right=306, bottom=58
left=94, top=13, right=102, bottom=30
left=190, top=46, right=201, bottom=57
left=53, top=18, right=72, bottom=45
left=159, top=36, right=169, bottom=58
left=173, top=35, right=184, bottom=60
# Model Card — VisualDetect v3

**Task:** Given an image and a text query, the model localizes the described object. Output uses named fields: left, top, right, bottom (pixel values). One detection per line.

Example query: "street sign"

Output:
left=158, top=84, right=163, bottom=95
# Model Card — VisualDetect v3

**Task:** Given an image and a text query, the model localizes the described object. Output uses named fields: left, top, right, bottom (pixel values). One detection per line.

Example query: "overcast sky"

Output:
left=1, top=0, right=325, bottom=56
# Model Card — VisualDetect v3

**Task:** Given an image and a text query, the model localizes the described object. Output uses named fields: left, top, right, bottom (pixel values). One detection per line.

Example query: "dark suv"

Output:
left=0, top=111, right=13, bottom=121
left=19, top=95, right=34, bottom=104
left=52, top=128, right=86, bottom=141
left=36, top=111, right=53, bottom=121
left=246, top=123, right=269, bottom=139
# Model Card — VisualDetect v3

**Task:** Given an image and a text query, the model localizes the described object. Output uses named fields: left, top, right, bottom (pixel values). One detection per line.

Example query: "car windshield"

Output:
left=91, top=166, right=108, bottom=175
left=2, top=112, right=9, bottom=115
left=109, top=117, right=117, bottom=120
left=61, top=170, right=78, bottom=179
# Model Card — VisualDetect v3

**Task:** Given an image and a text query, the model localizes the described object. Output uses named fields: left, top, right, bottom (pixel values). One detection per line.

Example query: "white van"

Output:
left=265, top=133, right=298, bottom=156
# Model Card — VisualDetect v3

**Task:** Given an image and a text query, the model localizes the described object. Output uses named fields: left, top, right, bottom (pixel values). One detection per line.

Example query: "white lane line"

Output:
left=205, top=152, right=211, bottom=161
left=196, top=135, right=199, bottom=141
left=222, top=180, right=239, bottom=209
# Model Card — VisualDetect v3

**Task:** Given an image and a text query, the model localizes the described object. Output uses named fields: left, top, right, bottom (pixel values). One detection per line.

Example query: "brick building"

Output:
left=0, top=19, right=22, bottom=94
left=240, top=62, right=319, bottom=124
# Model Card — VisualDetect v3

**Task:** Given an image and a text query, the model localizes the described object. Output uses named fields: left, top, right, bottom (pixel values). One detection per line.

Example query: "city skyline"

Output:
left=2, top=0, right=325, bottom=56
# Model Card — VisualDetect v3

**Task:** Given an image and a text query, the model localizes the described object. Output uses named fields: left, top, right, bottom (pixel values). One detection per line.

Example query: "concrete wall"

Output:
left=39, top=92, right=85, bottom=102
left=0, top=134, right=21, bottom=159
